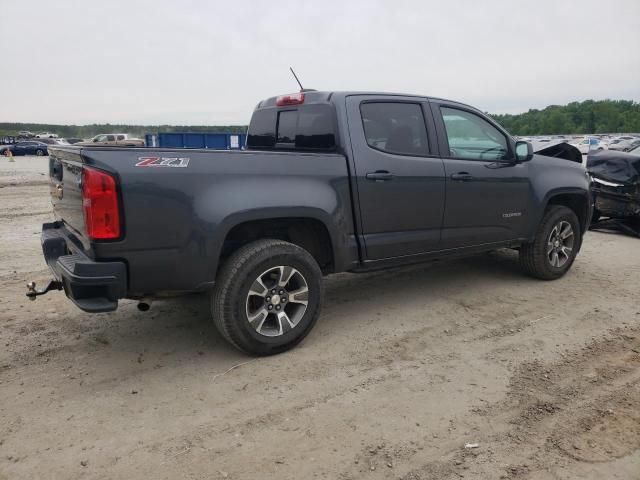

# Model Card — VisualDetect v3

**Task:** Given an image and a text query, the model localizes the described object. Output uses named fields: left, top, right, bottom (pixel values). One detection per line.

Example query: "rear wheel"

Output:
left=35, top=149, right=45, bottom=156
left=520, top=205, right=581, bottom=280
left=212, top=239, right=323, bottom=355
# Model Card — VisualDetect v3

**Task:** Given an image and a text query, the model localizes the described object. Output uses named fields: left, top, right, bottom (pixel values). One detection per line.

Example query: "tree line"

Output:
left=2, top=99, right=639, bottom=139
left=490, top=99, right=640, bottom=136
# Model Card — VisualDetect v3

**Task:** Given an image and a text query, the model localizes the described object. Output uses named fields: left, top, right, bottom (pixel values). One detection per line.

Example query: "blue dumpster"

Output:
left=144, top=132, right=246, bottom=149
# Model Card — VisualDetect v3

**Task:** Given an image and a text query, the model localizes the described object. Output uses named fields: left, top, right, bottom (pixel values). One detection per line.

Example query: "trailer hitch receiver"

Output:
left=26, top=280, right=63, bottom=301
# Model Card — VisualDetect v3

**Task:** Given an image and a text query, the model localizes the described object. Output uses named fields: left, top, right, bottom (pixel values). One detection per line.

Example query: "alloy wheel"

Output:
left=245, top=266, right=309, bottom=337
left=547, top=220, right=574, bottom=268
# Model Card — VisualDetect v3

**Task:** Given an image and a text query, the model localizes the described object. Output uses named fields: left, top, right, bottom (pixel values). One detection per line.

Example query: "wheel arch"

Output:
left=216, top=211, right=340, bottom=276
left=543, top=188, right=591, bottom=236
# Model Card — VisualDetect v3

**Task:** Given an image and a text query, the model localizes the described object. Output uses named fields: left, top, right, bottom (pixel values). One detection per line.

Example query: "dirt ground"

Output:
left=1, top=156, right=639, bottom=480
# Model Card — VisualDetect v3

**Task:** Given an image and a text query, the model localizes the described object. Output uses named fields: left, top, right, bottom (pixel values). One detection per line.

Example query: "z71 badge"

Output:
left=136, top=157, right=190, bottom=168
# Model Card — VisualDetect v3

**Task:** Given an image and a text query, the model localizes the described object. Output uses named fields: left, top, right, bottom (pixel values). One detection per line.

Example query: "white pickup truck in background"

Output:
left=77, top=133, right=145, bottom=147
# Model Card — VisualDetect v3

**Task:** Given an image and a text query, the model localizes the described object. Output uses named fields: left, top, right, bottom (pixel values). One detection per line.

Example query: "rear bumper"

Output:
left=42, top=222, right=127, bottom=312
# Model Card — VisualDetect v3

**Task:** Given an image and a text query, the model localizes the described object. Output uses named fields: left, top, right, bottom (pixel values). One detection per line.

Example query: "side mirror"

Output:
left=515, top=140, right=533, bottom=162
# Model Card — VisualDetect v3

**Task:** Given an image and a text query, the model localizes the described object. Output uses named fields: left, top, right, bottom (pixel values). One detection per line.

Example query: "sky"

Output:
left=0, top=0, right=639, bottom=125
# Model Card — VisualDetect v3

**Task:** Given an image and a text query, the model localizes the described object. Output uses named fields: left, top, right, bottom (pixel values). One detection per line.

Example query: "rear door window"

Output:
left=359, top=102, right=429, bottom=156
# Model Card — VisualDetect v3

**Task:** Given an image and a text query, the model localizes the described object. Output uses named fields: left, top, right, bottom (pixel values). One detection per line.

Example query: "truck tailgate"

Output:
left=48, top=147, right=86, bottom=240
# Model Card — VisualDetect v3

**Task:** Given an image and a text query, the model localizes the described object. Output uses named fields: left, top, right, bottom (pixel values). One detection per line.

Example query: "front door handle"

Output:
left=366, top=171, right=394, bottom=181
left=450, top=172, right=473, bottom=181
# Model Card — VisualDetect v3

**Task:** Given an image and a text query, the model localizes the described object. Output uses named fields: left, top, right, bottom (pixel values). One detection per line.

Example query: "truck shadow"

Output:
left=97, top=249, right=527, bottom=353
left=16, top=248, right=542, bottom=378
left=323, top=248, right=524, bottom=306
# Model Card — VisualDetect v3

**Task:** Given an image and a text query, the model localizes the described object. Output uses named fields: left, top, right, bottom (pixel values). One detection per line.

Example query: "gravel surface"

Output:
left=1, top=155, right=639, bottom=480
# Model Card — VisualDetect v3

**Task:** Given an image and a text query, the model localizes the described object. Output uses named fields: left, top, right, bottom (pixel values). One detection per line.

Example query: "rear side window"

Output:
left=247, top=104, right=336, bottom=151
left=360, top=102, right=429, bottom=156
left=116, top=135, right=125, bottom=141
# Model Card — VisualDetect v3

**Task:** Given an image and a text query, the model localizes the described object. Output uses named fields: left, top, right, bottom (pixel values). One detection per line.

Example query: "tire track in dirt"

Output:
left=395, top=327, right=640, bottom=480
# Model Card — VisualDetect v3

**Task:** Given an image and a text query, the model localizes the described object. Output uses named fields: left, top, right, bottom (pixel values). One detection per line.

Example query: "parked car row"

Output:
left=626, top=144, right=640, bottom=157
left=518, top=133, right=640, bottom=155
left=0, top=134, right=142, bottom=155
left=1, top=137, right=85, bottom=155
left=16, top=130, right=59, bottom=139
left=0, top=141, right=50, bottom=156
left=608, top=137, right=640, bottom=151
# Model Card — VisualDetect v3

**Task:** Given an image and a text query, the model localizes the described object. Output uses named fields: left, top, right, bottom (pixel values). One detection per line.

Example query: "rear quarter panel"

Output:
left=74, top=147, right=354, bottom=295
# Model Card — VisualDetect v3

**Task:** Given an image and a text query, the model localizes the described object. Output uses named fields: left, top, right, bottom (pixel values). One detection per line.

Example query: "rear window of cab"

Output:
left=247, top=104, right=337, bottom=151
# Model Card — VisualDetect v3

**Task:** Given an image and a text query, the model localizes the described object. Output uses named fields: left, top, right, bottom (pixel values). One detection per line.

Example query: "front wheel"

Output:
left=519, top=205, right=581, bottom=280
left=212, top=239, right=323, bottom=355
left=35, top=149, right=45, bottom=156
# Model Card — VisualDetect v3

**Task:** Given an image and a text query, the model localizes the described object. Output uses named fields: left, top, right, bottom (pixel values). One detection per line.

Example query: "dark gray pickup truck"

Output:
left=33, top=91, right=591, bottom=355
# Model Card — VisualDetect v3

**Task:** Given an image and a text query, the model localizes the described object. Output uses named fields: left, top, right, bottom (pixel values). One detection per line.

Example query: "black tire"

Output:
left=212, top=239, right=323, bottom=355
left=35, top=149, right=45, bottom=156
left=519, top=205, right=581, bottom=280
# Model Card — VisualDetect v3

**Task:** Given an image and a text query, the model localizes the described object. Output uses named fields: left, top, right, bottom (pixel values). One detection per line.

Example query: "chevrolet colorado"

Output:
left=32, top=91, right=592, bottom=355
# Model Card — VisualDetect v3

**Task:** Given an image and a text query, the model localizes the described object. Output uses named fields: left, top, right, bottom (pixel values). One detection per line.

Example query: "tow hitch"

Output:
left=26, top=280, right=63, bottom=301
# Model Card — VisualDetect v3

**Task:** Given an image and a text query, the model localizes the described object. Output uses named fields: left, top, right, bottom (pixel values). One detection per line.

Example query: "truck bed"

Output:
left=46, top=146, right=357, bottom=297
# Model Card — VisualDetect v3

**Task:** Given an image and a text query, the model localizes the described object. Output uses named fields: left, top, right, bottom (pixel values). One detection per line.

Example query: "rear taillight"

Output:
left=276, top=92, right=305, bottom=106
left=82, top=166, right=120, bottom=240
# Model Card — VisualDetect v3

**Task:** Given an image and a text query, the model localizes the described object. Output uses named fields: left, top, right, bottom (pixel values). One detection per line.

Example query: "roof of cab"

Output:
left=256, top=91, right=480, bottom=113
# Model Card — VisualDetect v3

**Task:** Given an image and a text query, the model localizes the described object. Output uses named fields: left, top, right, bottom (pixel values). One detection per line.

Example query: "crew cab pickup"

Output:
left=33, top=91, right=591, bottom=355
left=77, top=133, right=145, bottom=147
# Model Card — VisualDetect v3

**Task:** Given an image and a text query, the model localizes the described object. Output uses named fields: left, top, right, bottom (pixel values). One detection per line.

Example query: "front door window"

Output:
left=440, top=107, right=509, bottom=161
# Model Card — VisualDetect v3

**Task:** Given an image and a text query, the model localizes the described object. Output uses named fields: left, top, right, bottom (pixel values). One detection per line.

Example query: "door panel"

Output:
left=431, top=102, right=532, bottom=248
left=441, top=159, right=531, bottom=247
left=347, top=96, right=445, bottom=260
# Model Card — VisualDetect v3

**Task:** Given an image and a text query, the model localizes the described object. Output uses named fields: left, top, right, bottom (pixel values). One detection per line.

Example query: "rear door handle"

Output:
left=450, top=172, right=473, bottom=181
left=366, top=171, right=394, bottom=181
